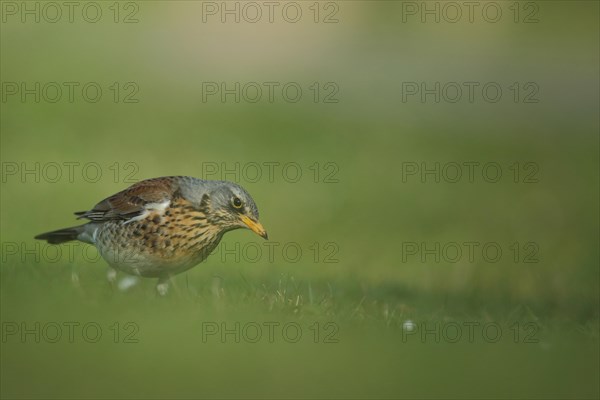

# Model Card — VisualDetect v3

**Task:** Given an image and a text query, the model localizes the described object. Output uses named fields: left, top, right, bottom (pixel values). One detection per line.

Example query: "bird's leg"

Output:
left=71, top=267, right=80, bottom=287
left=106, top=267, right=118, bottom=293
left=70, top=266, right=86, bottom=296
left=107, top=267, right=118, bottom=285
left=156, top=276, right=170, bottom=296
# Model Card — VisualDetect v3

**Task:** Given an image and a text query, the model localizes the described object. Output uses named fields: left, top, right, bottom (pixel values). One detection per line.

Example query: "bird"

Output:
left=35, top=176, right=268, bottom=295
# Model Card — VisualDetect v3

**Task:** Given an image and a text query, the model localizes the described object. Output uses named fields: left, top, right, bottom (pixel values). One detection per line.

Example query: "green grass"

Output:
left=1, top=258, right=599, bottom=399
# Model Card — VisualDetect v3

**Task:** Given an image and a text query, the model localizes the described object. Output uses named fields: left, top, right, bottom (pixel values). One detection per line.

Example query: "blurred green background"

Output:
left=1, top=1, right=598, bottom=398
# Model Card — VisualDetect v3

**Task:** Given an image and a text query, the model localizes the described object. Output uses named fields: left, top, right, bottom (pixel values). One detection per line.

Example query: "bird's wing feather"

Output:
left=76, top=177, right=180, bottom=222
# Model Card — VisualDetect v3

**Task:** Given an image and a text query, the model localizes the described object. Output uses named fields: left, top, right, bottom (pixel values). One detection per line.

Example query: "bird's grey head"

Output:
left=182, top=178, right=267, bottom=239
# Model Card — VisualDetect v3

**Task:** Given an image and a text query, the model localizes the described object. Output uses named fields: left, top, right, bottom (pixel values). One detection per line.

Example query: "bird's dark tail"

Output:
left=35, top=225, right=85, bottom=244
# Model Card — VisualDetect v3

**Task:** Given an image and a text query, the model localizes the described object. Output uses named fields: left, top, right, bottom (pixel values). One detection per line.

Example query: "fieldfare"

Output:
left=35, top=176, right=268, bottom=295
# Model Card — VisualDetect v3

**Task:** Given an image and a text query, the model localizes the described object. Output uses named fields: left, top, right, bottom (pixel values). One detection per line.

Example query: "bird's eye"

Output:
left=232, top=197, right=243, bottom=209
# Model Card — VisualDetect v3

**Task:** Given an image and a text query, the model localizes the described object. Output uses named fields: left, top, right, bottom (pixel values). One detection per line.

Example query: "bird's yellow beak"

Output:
left=240, top=215, right=268, bottom=240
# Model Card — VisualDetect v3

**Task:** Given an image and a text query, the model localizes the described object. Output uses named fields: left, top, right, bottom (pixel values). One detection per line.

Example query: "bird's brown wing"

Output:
left=75, top=177, right=180, bottom=222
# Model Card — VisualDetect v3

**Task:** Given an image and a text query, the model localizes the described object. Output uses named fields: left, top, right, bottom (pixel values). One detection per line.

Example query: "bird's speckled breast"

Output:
left=94, top=197, right=223, bottom=277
